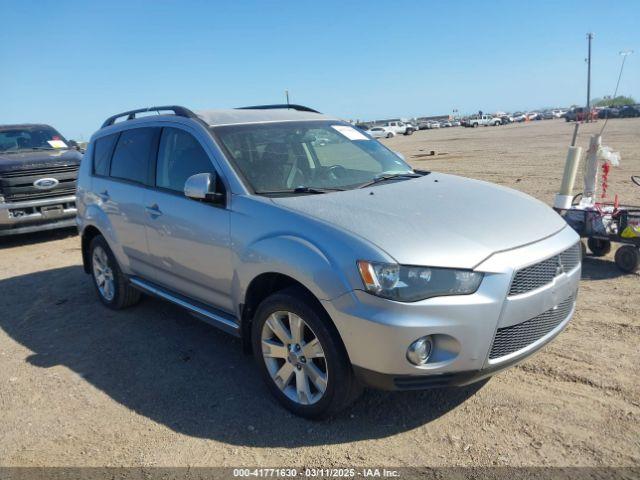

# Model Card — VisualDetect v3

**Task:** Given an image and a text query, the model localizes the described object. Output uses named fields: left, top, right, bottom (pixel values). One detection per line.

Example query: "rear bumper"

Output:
left=0, top=195, right=77, bottom=236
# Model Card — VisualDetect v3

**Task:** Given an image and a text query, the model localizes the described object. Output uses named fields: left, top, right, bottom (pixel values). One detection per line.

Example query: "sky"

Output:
left=1, top=0, right=638, bottom=140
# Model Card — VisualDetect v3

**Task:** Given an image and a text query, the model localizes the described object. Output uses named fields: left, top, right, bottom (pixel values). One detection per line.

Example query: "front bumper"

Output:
left=321, top=226, right=580, bottom=389
left=0, top=195, right=77, bottom=236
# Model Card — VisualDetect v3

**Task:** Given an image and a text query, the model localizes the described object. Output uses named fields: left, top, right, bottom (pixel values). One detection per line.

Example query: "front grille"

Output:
left=508, top=243, right=581, bottom=296
left=0, top=165, right=79, bottom=178
left=0, top=165, right=78, bottom=202
left=489, top=294, right=575, bottom=360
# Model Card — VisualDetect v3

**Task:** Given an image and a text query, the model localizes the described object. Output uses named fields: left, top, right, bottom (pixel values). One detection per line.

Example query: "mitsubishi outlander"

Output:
left=76, top=105, right=581, bottom=418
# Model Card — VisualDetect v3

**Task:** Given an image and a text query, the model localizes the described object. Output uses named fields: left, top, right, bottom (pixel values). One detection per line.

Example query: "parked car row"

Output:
left=359, top=103, right=639, bottom=138
left=592, top=104, right=640, bottom=119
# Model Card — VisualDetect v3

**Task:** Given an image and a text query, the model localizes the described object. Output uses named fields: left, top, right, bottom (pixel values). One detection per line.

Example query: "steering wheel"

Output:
left=632, top=176, right=640, bottom=187
left=320, top=165, right=347, bottom=180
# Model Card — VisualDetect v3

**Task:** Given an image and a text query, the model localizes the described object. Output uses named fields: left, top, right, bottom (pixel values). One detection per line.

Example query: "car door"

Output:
left=92, top=127, right=159, bottom=274
left=141, top=125, right=233, bottom=313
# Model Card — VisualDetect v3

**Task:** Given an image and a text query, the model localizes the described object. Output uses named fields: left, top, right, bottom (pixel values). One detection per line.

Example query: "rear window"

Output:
left=110, top=128, right=159, bottom=184
left=93, top=134, right=118, bottom=176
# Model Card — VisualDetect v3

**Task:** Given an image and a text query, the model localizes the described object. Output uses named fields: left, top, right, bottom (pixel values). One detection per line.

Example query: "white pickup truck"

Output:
left=464, top=114, right=501, bottom=127
left=383, top=121, right=416, bottom=135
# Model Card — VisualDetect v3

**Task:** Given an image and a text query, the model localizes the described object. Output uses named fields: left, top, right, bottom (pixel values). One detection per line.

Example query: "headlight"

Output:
left=357, top=260, right=483, bottom=302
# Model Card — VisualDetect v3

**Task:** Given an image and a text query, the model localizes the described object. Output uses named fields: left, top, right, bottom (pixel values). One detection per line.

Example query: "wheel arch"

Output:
left=239, top=272, right=346, bottom=357
left=81, top=225, right=104, bottom=273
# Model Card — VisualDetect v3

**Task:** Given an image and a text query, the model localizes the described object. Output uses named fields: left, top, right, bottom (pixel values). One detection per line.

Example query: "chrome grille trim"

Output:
left=0, top=165, right=79, bottom=202
left=489, top=293, right=576, bottom=360
left=508, top=243, right=581, bottom=296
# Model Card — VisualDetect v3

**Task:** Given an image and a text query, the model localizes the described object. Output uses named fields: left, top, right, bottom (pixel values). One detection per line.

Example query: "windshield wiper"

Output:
left=256, top=186, right=345, bottom=195
left=358, top=172, right=422, bottom=189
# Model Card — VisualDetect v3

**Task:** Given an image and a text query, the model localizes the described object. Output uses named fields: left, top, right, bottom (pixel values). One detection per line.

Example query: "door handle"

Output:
left=145, top=203, right=163, bottom=218
left=98, top=190, right=110, bottom=201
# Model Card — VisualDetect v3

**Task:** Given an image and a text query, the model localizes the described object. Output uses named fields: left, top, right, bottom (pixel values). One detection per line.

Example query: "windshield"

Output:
left=0, top=126, right=68, bottom=153
left=213, top=121, right=413, bottom=194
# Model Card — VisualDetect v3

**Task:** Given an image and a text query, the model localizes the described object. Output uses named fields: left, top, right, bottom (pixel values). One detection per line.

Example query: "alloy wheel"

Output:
left=261, top=310, right=328, bottom=405
left=92, top=246, right=115, bottom=301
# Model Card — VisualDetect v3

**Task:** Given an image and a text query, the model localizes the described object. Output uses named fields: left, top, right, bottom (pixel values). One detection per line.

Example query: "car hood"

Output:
left=0, top=149, right=82, bottom=173
left=272, top=173, right=567, bottom=269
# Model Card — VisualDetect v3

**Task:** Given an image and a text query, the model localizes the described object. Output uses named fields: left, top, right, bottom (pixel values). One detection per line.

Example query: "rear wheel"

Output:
left=251, top=286, right=361, bottom=418
left=614, top=246, right=640, bottom=273
left=587, top=238, right=612, bottom=257
left=90, top=235, right=141, bottom=309
left=386, top=132, right=393, bottom=138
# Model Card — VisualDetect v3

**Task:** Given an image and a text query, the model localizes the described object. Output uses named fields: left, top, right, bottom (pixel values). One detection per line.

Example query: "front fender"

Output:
left=233, top=233, right=354, bottom=306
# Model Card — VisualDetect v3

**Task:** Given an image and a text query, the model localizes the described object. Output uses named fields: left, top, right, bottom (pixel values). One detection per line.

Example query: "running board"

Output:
left=129, top=277, right=240, bottom=337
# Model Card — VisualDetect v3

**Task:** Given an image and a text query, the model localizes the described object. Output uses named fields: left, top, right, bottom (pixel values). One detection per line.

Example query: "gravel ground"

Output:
left=0, top=118, right=638, bottom=468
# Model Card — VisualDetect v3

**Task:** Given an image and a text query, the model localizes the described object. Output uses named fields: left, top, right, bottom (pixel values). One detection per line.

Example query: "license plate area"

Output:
left=41, top=205, right=64, bottom=218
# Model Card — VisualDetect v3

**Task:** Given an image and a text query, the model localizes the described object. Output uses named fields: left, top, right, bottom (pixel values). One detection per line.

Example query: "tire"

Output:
left=473, top=123, right=478, bottom=128
left=89, top=235, right=141, bottom=309
left=251, top=286, right=361, bottom=419
left=587, top=238, right=612, bottom=257
left=386, top=133, right=393, bottom=138
left=614, top=246, right=640, bottom=273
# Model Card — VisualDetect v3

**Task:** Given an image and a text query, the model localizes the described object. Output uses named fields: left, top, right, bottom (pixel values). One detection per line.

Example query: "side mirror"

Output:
left=184, top=172, right=224, bottom=204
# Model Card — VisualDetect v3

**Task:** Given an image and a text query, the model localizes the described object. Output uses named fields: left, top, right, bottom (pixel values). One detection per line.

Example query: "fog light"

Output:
left=407, top=336, right=433, bottom=365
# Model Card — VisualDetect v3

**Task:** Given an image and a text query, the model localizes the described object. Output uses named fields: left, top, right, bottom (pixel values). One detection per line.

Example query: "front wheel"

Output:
left=252, top=286, right=361, bottom=418
left=615, top=246, right=640, bottom=273
left=473, top=123, right=478, bottom=128
left=386, top=132, right=393, bottom=138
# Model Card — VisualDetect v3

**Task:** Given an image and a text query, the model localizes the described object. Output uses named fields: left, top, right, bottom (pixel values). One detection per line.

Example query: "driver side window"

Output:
left=156, top=128, right=214, bottom=192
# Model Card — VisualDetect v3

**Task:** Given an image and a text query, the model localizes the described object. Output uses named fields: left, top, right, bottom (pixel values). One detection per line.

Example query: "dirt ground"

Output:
left=0, top=119, right=638, bottom=468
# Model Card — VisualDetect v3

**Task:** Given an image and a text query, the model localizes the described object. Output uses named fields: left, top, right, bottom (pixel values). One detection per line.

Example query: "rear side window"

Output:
left=93, top=134, right=118, bottom=176
left=110, top=128, right=159, bottom=184
left=156, top=128, right=214, bottom=192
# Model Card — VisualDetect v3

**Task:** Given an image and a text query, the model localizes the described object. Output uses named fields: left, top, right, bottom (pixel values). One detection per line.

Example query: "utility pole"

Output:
left=285, top=90, right=290, bottom=107
left=586, top=33, right=594, bottom=122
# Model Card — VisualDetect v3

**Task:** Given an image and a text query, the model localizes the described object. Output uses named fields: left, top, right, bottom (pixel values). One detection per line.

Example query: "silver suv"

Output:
left=77, top=105, right=581, bottom=418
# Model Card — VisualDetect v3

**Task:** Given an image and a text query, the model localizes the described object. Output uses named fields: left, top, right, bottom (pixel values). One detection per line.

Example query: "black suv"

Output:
left=0, top=124, right=82, bottom=236
left=619, top=105, right=640, bottom=118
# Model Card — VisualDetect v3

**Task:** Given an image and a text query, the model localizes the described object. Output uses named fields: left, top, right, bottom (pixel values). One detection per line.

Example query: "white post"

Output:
left=581, top=134, right=602, bottom=206
left=554, top=145, right=583, bottom=209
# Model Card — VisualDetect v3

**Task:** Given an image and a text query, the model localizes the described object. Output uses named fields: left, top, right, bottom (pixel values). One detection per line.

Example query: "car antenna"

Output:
left=600, top=50, right=634, bottom=136
left=285, top=90, right=290, bottom=109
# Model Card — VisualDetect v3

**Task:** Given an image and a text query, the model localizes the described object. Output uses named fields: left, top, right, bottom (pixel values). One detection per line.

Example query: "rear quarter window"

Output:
left=109, top=128, right=159, bottom=184
left=93, top=134, right=119, bottom=176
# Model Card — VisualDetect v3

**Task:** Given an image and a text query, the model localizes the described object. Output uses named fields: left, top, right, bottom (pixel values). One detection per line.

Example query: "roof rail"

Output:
left=236, top=104, right=321, bottom=113
left=101, top=105, right=198, bottom=128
